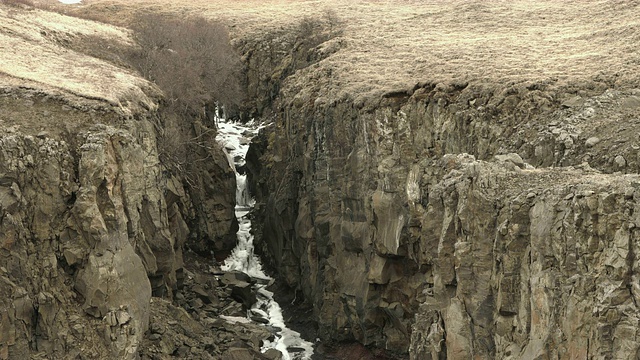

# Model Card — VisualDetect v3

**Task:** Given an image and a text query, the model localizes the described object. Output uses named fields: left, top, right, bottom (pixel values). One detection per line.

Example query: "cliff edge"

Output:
left=0, top=4, right=241, bottom=358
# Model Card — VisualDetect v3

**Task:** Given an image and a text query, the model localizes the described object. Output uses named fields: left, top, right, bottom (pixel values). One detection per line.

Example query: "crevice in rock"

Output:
left=96, top=178, right=118, bottom=234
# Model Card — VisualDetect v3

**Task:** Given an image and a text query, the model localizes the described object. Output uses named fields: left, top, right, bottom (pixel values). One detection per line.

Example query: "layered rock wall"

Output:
left=247, top=74, right=640, bottom=358
left=0, top=89, right=235, bottom=358
left=410, top=156, right=640, bottom=359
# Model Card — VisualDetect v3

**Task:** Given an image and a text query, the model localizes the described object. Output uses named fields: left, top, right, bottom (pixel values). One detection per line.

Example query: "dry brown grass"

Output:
left=1, top=0, right=35, bottom=7
left=44, top=0, right=640, bottom=104
left=5, top=0, right=640, bottom=107
left=0, top=3, right=158, bottom=115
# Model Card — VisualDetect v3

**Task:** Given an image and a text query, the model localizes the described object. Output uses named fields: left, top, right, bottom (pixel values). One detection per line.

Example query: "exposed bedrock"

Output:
left=410, top=155, right=640, bottom=359
left=0, top=95, right=236, bottom=358
left=246, top=79, right=640, bottom=357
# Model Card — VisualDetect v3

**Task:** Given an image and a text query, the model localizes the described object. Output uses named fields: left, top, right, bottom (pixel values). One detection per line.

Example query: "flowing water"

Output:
left=216, top=119, right=314, bottom=360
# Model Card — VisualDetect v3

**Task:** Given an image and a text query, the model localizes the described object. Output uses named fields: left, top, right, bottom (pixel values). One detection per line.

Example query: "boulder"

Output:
left=494, top=153, right=525, bottom=168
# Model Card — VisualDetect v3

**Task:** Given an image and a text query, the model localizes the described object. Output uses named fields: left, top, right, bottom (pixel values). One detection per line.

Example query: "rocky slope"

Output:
left=0, top=4, right=262, bottom=359
left=248, top=80, right=640, bottom=359
left=232, top=2, right=640, bottom=359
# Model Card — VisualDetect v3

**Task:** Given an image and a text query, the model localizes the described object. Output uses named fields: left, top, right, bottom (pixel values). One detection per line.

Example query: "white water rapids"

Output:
left=216, top=119, right=314, bottom=360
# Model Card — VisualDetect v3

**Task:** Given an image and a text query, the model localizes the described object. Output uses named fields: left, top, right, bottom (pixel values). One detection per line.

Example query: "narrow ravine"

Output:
left=216, top=119, right=314, bottom=360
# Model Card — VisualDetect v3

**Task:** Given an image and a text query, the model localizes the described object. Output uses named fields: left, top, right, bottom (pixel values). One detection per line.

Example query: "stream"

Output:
left=216, top=119, right=314, bottom=360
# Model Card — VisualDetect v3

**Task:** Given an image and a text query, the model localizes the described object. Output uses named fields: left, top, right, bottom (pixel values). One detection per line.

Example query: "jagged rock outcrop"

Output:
left=410, top=155, right=640, bottom=359
left=0, top=92, right=237, bottom=358
left=0, top=110, right=154, bottom=358
left=247, top=62, right=640, bottom=358
left=0, top=6, right=238, bottom=358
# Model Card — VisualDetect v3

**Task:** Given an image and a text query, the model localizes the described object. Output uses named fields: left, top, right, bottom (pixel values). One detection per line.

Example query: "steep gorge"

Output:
left=2, top=1, right=640, bottom=359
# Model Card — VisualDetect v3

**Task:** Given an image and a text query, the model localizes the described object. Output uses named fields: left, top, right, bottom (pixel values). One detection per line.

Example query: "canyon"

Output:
left=1, top=0, right=640, bottom=359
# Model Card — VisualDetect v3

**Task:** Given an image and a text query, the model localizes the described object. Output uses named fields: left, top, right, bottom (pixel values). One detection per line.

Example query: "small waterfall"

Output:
left=216, top=119, right=314, bottom=360
left=235, top=174, right=252, bottom=210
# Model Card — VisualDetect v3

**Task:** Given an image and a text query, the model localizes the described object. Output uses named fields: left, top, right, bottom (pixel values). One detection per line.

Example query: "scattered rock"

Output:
left=263, top=348, right=284, bottom=360
left=585, top=136, right=601, bottom=147
left=116, top=309, right=131, bottom=325
left=192, top=284, right=215, bottom=304
left=174, top=345, right=190, bottom=357
left=561, top=95, right=584, bottom=108
left=230, top=281, right=257, bottom=309
left=221, top=347, right=260, bottom=360
left=221, top=271, right=254, bottom=286
left=251, top=316, right=270, bottom=324
left=287, top=346, right=306, bottom=353
left=494, top=153, right=525, bottom=168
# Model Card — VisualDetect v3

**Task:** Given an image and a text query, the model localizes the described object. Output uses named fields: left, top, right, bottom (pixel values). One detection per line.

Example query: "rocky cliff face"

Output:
left=0, top=6, right=240, bottom=357
left=0, top=86, right=238, bottom=358
left=410, top=155, right=640, bottom=359
left=246, top=66, right=640, bottom=358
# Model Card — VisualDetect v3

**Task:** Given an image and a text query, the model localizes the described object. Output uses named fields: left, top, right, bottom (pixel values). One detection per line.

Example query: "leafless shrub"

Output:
left=323, top=8, right=343, bottom=35
left=297, top=15, right=322, bottom=40
left=295, top=11, right=343, bottom=46
left=154, top=115, right=220, bottom=188
left=124, top=13, right=244, bottom=181
left=127, top=13, right=243, bottom=117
